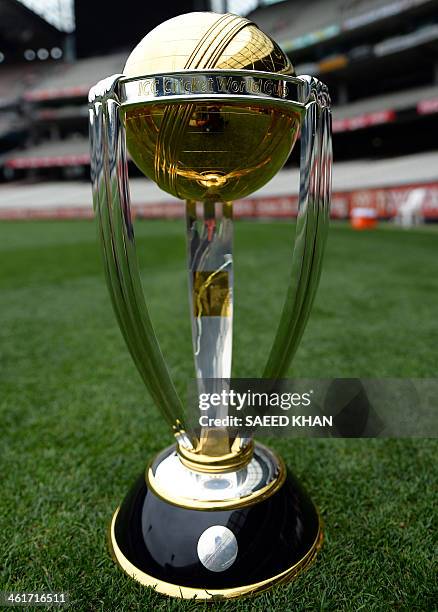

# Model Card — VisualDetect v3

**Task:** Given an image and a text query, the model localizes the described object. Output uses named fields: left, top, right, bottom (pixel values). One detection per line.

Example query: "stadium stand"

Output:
left=22, top=53, right=126, bottom=101
left=0, top=64, right=55, bottom=106
left=3, top=138, right=89, bottom=169
left=0, top=0, right=437, bottom=221
left=333, top=84, right=438, bottom=120
left=249, top=0, right=438, bottom=56
left=1, top=151, right=437, bottom=220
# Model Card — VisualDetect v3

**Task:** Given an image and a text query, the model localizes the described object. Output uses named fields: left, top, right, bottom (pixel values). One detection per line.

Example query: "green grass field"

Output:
left=0, top=220, right=436, bottom=611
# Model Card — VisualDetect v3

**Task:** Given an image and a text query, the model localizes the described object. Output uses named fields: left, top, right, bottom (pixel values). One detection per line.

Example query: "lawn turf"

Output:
left=0, top=219, right=437, bottom=611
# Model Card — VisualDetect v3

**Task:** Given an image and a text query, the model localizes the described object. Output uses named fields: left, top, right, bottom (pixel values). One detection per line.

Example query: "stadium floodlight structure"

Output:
left=89, top=11, right=332, bottom=600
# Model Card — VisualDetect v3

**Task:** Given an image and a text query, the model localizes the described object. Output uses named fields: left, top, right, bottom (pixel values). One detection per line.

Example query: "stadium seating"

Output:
left=24, top=52, right=127, bottom=101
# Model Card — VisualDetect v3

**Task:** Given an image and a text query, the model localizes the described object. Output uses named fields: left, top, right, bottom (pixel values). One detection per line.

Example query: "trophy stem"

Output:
left=185, top=200, right=234, bottom=456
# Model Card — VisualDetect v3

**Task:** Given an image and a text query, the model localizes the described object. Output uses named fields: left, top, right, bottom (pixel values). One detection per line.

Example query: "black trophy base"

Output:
left=108, top=456, right=322, bottom=600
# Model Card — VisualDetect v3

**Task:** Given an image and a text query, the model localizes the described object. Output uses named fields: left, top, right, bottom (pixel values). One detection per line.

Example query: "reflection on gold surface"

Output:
left=123, top=102, right=300, bottom=201
left=123, top=12, right=294, bottom=77
left=122, top=12, right=299, bottom=201
left=193, top=270, right=230, bottom=317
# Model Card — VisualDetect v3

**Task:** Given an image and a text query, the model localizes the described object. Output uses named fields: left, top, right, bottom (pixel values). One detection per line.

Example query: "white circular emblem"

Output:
left=197, top=525, right=238, bottom=572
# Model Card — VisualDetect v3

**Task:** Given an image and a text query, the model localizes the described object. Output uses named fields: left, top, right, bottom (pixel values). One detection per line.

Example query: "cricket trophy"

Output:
left=89, top=12, right=331, bottom=600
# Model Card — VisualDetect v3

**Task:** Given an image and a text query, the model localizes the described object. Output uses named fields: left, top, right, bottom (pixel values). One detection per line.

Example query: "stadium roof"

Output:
left=213, top=0, right=288, bottom=14
left=0, top=0, right=66, bottom=63
left=15, top=0, right=75, bottom=32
